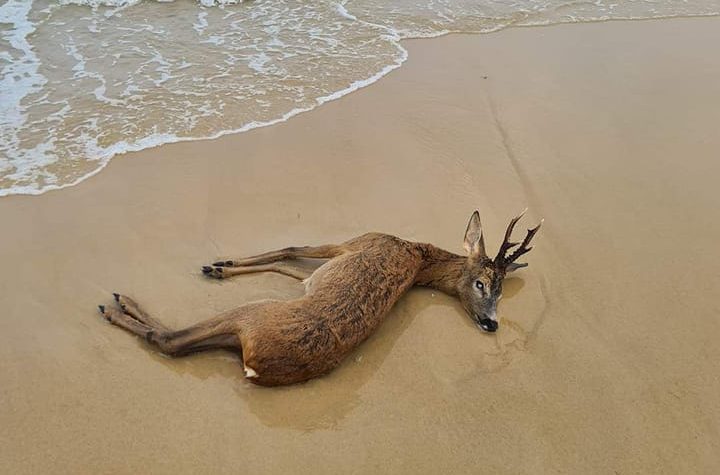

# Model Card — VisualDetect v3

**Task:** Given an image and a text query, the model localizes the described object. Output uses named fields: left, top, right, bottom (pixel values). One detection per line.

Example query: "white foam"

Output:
left=247, top=52, right=271, bottom=73
left=59, top=0, right=142, bottom=7
left=0, top=40, right=408, bottom=197
left=193, top=11, right=209, bottom=35
left=59, top=0, right=245, bottom=5
left=0, top=0, right=49, bottom=190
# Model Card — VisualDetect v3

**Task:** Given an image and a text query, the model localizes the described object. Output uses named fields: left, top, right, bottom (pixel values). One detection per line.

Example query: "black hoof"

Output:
left=202, top=266, right=212, bottom=274
left=225, top=260, right=233, bottom=266
left=112, top=292, right=120, bottom=302
left=213, top=261, right=225, bottom=267
left=98, top=305, right=105, bottom=314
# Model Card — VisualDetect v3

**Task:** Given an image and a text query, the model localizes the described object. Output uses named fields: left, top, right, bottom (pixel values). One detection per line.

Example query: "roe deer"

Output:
left=98, top=210, right=541, bottom=386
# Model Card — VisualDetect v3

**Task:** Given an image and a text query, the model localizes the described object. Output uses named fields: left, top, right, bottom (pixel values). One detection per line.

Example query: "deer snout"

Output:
left=476, top=308, right=498, bottom=333
left=478, top=318, right=498, bottom=333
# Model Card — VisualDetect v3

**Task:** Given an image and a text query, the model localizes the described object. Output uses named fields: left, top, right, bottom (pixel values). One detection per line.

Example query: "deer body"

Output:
left=239, top=233, right=423, bottom=386
left=98, top=212, right=540, bottom=386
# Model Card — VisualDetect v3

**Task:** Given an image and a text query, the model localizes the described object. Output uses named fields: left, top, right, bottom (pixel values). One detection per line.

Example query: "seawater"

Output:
left=1, top=0, right=718, bottom=196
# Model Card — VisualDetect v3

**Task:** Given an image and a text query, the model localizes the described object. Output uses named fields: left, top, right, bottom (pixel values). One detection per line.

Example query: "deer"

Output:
left=97, top=209, right=541, bottom=386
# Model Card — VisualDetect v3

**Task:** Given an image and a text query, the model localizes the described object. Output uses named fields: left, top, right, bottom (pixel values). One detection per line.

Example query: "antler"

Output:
left=494, top=208, right=543, bottom=269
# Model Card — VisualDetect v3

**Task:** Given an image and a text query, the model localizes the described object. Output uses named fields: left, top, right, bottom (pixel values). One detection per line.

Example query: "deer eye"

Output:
left=475, top=280, right=484, bottom=292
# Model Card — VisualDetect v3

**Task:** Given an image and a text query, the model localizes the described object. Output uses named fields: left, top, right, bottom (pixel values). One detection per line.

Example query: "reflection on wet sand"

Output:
left=142, top=273, right=542, bottom=431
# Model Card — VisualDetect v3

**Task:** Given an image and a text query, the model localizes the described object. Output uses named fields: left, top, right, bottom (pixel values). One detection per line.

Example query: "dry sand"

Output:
left=1, top=17, right=720, bottom=474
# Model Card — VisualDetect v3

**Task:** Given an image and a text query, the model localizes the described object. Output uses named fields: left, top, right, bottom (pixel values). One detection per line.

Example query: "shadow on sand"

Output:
left=140, top=275, right=535, bottom=431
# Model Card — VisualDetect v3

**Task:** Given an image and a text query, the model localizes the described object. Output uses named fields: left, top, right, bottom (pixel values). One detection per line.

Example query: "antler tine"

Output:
left=505, top=219, right=544, bottom=264
left=494, top=208, right=527, bottom=263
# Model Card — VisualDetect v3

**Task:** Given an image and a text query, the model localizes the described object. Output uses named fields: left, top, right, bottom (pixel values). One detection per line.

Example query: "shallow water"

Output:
left=1, top=0, right=718, bottom=196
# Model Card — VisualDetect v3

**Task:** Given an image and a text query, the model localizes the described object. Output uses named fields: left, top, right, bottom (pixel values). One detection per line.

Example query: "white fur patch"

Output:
left=244, top=365, right=258, bottom=378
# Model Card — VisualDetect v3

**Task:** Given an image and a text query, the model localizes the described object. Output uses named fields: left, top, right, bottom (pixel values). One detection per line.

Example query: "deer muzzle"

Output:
left=477, top=318, right=498, bottom=333
left=475, top=306, right=498, bottom=333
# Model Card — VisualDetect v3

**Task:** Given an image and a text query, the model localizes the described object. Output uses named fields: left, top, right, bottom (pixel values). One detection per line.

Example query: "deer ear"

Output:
left=463, top=210, right=486, bottom=257
left=505, top=262, right=528, bottom=273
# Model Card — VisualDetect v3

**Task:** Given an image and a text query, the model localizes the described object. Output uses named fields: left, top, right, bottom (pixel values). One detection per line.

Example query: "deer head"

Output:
left=457, top=209, right=542, bottom=333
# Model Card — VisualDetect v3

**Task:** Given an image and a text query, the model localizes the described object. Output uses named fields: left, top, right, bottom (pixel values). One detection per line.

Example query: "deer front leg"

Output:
left=210, top=244, right=342, bottom=268
left=201, top=261, right=313, bottom=280
left=98, top=294, right=241, bottom=357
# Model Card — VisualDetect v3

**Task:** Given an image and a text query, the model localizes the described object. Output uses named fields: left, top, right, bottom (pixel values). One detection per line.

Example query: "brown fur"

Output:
left=98, top=211, right=540, bottom=386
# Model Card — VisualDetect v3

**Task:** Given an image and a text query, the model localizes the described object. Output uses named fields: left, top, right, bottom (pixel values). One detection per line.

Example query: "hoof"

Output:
left=112, top=292, right=120, bottom=302
left=213, top=260, right=234, bottom=267
left=202, top=265, right=224, bottom=278
left=98, top=305, right=109, bottom=320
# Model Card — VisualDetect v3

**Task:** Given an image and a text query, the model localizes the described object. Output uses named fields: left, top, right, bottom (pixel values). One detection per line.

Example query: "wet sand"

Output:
left=1, top=17, right=720, bottom=474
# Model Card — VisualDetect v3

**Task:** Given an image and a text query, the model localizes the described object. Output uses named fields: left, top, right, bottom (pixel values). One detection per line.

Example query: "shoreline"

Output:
left=1, top=17, right=719, bottom=474
left=4, top=13, right=720, bottom=198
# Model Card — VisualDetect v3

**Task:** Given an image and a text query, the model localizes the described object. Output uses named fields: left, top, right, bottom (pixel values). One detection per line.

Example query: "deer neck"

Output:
left=415, top=244, right=465, bottom=296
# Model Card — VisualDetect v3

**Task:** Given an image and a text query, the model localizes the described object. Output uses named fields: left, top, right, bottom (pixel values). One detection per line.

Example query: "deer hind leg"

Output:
left=112, top=293, right=170, bottom=331
left=98, top=294, right=240, bottom=357
left=202, top=261, right=314, bottom=281
left=209, top=244, right=342, bottom=268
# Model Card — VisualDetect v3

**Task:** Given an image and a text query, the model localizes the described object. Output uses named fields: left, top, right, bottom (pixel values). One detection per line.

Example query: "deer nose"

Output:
left=478, top=318, right=498, bottom=333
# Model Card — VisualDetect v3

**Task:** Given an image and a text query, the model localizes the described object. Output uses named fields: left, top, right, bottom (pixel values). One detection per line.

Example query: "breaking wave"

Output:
left=1, top=0, right=718, bottom=196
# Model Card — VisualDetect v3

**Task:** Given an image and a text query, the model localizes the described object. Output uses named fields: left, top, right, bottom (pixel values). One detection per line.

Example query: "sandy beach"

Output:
left=1, top=16, right=719, bottom=473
